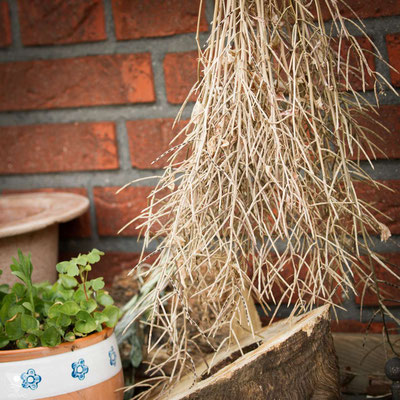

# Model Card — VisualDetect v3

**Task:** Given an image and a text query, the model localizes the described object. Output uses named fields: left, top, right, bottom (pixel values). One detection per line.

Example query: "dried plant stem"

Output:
left=122, top=0, right=400, bottom=397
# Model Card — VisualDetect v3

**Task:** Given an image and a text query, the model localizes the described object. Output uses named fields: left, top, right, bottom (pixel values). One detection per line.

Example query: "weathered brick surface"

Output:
left=0, top=1, right=11, bottom=47
left=317, top=0, right=400, bottom=20
left=112, top=0, right=207, bottom=40
left=354, top=253, right=400, bottom=306
left=387, top=33, right=400, bottom=88
left=164, top=51, right=198, bottom=104
left=0, top=54, right=155, bottom=111
left=0, top=122, right=119, bottom=174
left=127, top=119, right=188, bottom=169
left=17, top=0, right=106, bottom=46
left=2, top=188, right=91, bottom=238
left=355, top=180, right=400, bottom=235
left=94, top=186, right=154, bottom=236
left=349, top=105, right=400, bottom=160
left=332, top=37, right=375, bottom=91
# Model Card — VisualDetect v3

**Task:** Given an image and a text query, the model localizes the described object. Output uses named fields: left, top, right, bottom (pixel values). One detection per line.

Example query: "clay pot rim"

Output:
left=0, top=327, right=114, bottom=363
left=0, top=192, right=89, bottom=239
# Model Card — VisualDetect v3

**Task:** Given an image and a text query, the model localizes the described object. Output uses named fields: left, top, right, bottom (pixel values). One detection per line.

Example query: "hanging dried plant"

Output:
left=120, top=0, right=400, bottom=397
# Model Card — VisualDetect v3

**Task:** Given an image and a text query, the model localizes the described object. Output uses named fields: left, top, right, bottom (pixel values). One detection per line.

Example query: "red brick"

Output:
left=164, top=51, right=198, bottom=104
left=94, top=186, right=154, bottom=236
left=355, top=180, right=400, bottom=235
left=86, top=252, right=141, bottom=286
left=331, top=37, right=375, bottom=91
left=0, top=54, right=155, bottom=111
left=387, top=33, right=400, bottom=88
left=0, top=1, right=11, bottom=47
left=127, top=119, right=189, bottom=169
left=2, top=188, right=91, bottom=239
left=354, top=253, right=400, bottom=306
left=112, top=0, right=207, bottom=40
left=0, top=122, right=119, bottom=174
left=348, top=105, right=400, bottom=160
left=316, top=0, right=400, bottom=20
left=89, top=252, right=158, bottom=287
left=17, top=0, right=106, bottom=46
left=331, top=320, right=398, bottom=334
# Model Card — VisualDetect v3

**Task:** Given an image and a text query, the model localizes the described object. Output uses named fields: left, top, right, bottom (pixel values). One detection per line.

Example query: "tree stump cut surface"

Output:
left=163, top=305, right=340, bottom=400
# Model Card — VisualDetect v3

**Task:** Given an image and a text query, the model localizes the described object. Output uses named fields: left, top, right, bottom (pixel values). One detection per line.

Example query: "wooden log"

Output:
left=162, top=305, right=341, bottom=400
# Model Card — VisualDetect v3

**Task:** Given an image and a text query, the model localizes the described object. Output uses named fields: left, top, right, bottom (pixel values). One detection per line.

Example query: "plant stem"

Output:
left=28, top=285, right=35, bottom=316
left=80, top=268, right=89, bottom=301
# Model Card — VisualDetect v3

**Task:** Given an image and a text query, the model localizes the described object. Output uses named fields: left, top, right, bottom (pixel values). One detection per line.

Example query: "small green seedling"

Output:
left=0, top=249, right=121, bottom=350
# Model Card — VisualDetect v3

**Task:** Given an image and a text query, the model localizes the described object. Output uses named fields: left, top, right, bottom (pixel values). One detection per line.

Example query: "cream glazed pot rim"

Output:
left=1, top=332, right=122, bottom=399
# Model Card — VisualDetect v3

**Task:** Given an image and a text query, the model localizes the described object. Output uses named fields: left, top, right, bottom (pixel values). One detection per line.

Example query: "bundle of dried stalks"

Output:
left=120, top=0, right=400, bottom=397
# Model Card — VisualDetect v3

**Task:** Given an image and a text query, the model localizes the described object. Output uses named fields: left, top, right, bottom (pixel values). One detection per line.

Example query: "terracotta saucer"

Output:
left=0, top=192, right=89, bottom=238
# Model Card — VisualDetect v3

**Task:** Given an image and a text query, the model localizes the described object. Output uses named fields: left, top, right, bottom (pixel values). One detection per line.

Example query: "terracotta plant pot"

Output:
left=0, top=327, right=124, bottom=399
left=0, top=193, right=89, bottom=285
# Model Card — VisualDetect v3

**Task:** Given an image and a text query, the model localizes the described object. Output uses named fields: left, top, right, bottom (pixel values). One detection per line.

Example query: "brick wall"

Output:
left=0, top=0, right=399, bottom=333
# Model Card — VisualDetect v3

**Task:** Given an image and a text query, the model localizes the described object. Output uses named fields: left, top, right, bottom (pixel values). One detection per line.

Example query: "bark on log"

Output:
left=163, top=305, right=341, bottom=400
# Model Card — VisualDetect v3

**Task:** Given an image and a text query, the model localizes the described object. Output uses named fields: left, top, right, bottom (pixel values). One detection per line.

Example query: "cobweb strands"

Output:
left=122, top=0, right=400, bottom=397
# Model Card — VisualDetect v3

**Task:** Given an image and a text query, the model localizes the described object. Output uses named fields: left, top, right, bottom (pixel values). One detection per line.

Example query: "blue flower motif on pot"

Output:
left=21, top=368, right=42, bottom=390
left=71, top=358, right=89, bottom=381
left=108, top=346, right=117, bottom=366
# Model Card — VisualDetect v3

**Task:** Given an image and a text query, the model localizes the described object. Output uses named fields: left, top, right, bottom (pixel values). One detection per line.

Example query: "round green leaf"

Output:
left=41, top=326, right=61, bottom=347
left=80, top=299, right=97, bottom=313
left=5, top=315, right=24, bottom=340
left=97, top=291, right=114, bottom=307
left=76, top=310, right=91, bottom=321
left=93, top=311, right=109, bottom=324
left=48, top=303, right=62, bottom=318
left=16, top=338, right=29, bottom=349
left=57, top=287, right=74, bottom=300
left=102, top=305, right=121, bottom=328
left=87, top=249, right=104, bottom=264
left=11, top=282, right=26, bottom=298
left=60, top=275, right=78, bottom=289
left=91, top=278, right=105, bottom=291
left=75, top=254, right=88, bottom=266
left=64, top=331, right=76, bottom=342
left=22, top=302, right=34, bottom=313
left=56, top=313, right=72, bottom=328
left=66, top=263, right=79, bottom=277
left=59, top=301, right=80, bottom=316
left=0, top=283, right=9, bottom=295
left=27, top=334, right=39, bottom=347
left=0, top=293, right=16, bottom=323
left=8, top=304, right=24, bottom=319
left=21, top=314, right=39, bottom=332
left=73, top=288, right=86, bottom=303
left=75, top=318, right=97, bottom=334
left=56, top=261, right=69, bottom=274
left=17, top=333, right=38, bottom=349
left=0, top=337, right=9, bottom=348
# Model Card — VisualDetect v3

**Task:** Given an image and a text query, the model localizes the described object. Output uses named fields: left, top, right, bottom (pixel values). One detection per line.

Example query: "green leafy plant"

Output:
left=0, top=249, right=121, bottom=350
